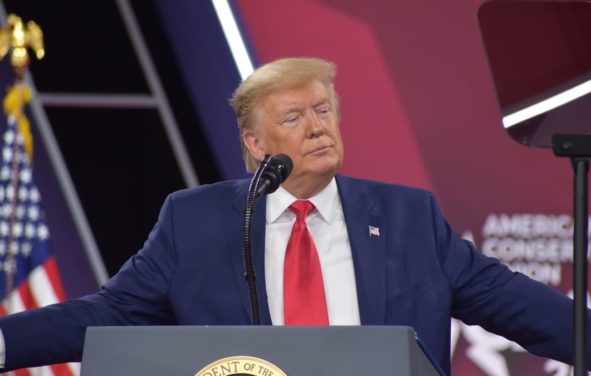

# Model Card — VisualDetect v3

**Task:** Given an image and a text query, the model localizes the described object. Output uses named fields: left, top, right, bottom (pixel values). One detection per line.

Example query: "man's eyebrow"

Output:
left=278, top=106, right=304, bottom=116
left=313, top=97, right=331, bottom=107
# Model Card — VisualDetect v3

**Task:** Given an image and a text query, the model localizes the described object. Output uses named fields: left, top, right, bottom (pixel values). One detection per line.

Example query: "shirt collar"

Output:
left=266, top=177, right=338, bottom=224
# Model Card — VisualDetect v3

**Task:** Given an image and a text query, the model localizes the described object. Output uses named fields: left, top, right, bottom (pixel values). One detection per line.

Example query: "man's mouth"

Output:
left=307, top=145, right=333, bottom=155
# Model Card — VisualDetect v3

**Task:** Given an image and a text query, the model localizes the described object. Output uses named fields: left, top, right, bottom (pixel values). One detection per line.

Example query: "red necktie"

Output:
left=283, top=200, right=329, bottom=325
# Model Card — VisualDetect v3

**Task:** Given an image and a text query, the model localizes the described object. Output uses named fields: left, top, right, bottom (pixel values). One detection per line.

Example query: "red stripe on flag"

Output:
left=50, top=363, right=74, bottom=376
left=17, top=282, right=36, bottom=310
left=43, top=257, right=66, bottom=301
left=13, top=368, right=31, bottom=376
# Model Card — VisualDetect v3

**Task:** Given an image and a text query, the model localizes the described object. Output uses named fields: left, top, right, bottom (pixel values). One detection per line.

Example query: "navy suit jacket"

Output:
left=0, top=175, right=583, bottom=373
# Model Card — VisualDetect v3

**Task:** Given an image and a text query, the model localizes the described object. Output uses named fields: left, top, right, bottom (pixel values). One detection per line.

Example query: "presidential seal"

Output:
left=195, top=355, right=287, bottom=376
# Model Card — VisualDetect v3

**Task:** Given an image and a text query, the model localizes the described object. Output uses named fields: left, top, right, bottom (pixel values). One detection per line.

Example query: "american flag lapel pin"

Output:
left=369, top=225, right=380, bottom=237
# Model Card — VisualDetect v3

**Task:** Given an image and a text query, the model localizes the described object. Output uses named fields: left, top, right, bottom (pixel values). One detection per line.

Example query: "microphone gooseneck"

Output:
left=243, top=154, right=293, bottom=325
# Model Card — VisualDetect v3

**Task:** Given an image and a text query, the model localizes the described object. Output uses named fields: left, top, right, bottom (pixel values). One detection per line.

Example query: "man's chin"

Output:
left=293, top=155, right=342, bottom=179
left=310, top=164, right=341, bottom=179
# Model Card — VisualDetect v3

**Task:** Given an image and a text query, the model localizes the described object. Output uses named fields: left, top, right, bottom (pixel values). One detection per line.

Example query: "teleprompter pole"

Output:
left=553, top=134, right=591, bottom=376
left=573, top=158, right=589, bottom=376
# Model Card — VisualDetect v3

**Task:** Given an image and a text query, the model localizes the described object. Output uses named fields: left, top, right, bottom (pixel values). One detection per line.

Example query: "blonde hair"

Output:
left=230, top=57, right=339, bottom=172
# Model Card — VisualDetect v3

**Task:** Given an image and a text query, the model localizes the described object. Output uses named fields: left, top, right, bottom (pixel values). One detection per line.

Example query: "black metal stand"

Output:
left=553, top=134, right=591, bottom=375
left=243, top=154, right=272, bottom=325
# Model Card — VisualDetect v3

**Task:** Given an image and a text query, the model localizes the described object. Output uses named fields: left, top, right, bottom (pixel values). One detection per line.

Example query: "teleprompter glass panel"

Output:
left=478, top=1, right=591, bottom=147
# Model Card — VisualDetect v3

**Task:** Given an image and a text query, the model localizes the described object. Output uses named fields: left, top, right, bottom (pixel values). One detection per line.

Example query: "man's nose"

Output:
left=306, top=111, right=325, bottom=136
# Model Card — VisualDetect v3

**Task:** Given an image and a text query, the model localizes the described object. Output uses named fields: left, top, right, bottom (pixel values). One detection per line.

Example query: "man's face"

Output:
left=244, top=80, right=344, bottom=195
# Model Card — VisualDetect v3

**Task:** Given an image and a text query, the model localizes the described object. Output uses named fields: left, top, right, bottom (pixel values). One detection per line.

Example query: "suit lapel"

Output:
left=228, top=180, right=272, bottom=325
left=226, top=176, right=387, bottom=325
left=336, top=175, right=386, bottom=324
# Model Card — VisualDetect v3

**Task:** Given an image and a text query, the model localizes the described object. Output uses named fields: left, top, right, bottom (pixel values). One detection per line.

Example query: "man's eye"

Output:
left=316, top=107, right=331, bottom=116
left=282, top=115, right=299, bottom=125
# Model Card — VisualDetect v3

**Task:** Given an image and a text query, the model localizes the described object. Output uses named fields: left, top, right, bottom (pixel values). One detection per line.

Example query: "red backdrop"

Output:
left=236, top=0, right=589, bottom=374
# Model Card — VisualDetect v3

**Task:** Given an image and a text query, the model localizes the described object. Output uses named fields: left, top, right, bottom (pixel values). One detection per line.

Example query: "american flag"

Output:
left=0, top=116, right=79, bottom=376
left=369, top=225, right=380, bottom=237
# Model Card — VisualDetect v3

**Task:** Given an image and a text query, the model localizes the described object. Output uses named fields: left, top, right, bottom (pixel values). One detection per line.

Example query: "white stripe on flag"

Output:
left=68, top=362, right=80, bottom=375
left=6, top=288, right=26, bottom=314
left=29, top=265, right=59, bottom=307
left=28, top=366, right=54, bottom=376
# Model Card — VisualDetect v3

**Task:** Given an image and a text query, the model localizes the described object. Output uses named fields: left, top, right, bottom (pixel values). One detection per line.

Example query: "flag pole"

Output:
left=0, top=13, right=44, bottom=309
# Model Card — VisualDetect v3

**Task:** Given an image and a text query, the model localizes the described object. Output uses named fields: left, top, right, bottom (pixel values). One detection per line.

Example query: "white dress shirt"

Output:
left=264, top=178, right=360, bottom=325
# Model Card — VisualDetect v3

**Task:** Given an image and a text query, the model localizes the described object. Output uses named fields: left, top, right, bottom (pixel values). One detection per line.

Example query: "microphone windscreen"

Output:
left=272, top=154, right=293, bottom=182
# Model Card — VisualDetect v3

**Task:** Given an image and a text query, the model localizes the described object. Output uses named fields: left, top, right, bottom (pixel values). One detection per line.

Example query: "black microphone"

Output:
left=255, top=154, right=293, bottom=197
left=242, top=153, right=292, bottom=325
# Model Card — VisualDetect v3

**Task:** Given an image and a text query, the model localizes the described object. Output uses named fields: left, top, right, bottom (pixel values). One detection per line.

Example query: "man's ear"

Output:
left=242, top=130, right=266, bottom=162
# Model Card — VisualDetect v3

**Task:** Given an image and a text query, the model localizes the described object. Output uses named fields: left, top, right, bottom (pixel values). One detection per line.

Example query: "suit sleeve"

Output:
left=0, top=194, right=178, bottom=370
left=428, top=192, right=590, bottom=366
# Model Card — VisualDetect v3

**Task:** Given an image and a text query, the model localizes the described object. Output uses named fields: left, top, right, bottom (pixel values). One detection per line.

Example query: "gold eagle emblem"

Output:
left=0, top=14, right=44, bottom=78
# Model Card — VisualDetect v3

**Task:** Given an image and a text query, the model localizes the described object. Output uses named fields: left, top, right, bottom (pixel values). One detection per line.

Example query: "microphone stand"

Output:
left=552, top=134, right=591, bottom=376
left=243, top=154, right=271, bottom=325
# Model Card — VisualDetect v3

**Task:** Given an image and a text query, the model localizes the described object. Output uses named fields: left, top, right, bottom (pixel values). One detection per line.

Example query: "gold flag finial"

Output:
left=0, top=13, right=43, bottom=160
left=0, top=13, right=45, bottom=79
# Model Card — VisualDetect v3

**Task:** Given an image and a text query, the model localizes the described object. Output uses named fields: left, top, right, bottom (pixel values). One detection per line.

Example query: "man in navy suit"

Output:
left=0, top=57, right=587, bottom=374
